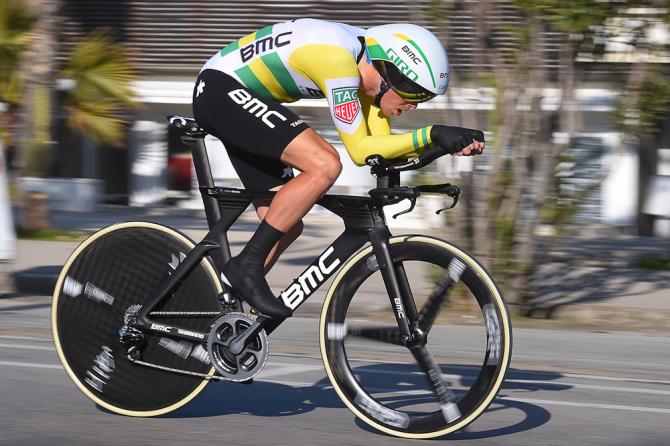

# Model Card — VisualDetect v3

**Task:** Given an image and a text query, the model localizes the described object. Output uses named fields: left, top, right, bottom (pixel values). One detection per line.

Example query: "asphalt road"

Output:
left=1, top=295, right=669, bottom=446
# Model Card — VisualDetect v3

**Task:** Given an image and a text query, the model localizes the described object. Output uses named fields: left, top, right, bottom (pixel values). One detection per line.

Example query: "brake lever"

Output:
left=436, top=184, right=460, bottom=214
left=392, top=192, right=419, bottom=219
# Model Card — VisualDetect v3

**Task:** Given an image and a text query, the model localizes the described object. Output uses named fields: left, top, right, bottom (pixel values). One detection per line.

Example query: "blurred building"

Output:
left=51, top=1, right=670, bottom=234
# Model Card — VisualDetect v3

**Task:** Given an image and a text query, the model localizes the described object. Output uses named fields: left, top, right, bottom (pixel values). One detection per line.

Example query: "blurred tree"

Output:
left=0, top=0, right=135, bottom=179
left=0, top=0, right=35, bottom=171
left=608, top=4, right=670, bottom=235
left=426, top=1, right=668, bottom=309
left=18, top=0, right=59, bottom=177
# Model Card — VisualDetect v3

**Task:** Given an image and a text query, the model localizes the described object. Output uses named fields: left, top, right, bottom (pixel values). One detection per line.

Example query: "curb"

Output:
left=12, top=266, right=60, bottom=296
left=531, top=303, right=670, bottom=332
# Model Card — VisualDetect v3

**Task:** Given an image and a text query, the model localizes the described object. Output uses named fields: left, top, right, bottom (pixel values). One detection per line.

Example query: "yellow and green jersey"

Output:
left=201, top=18, right=433, bottom=165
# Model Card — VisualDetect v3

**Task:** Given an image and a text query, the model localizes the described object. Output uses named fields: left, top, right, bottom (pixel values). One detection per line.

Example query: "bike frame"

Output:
left=134, top=132, right=418, bottom=343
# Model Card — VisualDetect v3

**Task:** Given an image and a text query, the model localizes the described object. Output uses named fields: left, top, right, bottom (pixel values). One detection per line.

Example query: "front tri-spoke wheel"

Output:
left=319, top=236, right=512, bottom=439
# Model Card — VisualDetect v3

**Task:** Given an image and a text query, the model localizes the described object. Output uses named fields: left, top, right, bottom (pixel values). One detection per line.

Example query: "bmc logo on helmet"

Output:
left=228, top=89, right=288, bottom=129
left=386, top=49, right=419, bottom=82
left=401, top=45, right=422, bottom=65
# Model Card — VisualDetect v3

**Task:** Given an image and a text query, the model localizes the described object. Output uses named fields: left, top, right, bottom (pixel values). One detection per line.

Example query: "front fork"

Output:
left=368, top=229, right=424, bottom=347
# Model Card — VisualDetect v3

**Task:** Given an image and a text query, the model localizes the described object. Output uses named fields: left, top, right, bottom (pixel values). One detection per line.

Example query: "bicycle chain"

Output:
left=148, top=311, right=221, bottom=317
left=127, top=356, right=225, bottom=381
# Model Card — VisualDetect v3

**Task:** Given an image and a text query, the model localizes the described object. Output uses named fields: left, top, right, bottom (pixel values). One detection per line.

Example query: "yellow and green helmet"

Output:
left=365, top=24, right=449, bottom=103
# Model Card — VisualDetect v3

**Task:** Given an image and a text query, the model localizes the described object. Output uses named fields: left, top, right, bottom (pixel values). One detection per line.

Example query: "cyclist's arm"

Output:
left=357, top=92, right=434, bottom=163
left=290, top=45, right=433, bottom=165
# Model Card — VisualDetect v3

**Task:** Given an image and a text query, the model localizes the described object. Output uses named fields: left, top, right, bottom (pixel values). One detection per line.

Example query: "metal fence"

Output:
left=58, top=0, right=562, bottom=75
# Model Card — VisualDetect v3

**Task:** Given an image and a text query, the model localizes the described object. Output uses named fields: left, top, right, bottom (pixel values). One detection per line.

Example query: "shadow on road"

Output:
left=165, top=363, right=566, bottom=440
left=527, top=262, right=670, bottom=318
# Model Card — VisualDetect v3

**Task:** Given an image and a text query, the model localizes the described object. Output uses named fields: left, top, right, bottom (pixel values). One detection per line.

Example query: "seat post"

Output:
left=167, top=115, right=233, bottom=269
left=188, top=136, right=221, bottom=228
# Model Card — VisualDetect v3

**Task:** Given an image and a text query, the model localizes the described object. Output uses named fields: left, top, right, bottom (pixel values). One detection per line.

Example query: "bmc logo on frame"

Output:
left=280, top=246, right=341, bottom=310
left=332, top=87, right=360, bottom=124
left=228, top=89, right=288, bottom=129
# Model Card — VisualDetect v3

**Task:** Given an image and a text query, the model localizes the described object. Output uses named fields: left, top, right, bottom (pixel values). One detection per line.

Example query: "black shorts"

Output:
left=192, top=69, right=310, bottom=190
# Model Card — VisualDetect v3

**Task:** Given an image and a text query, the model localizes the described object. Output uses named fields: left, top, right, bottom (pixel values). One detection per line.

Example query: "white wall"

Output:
left=0, top=143, right=16, bottom=261
left=129, top=121, right=168, bottom=206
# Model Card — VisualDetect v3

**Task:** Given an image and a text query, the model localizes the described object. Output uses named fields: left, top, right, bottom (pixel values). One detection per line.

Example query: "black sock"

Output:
left=223, top=220, right=292, bottom=319
left=236, top=220, right=285, bottom=270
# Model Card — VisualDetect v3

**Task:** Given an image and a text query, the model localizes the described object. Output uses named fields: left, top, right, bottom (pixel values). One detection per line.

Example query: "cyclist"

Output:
left=193, top=19, right=485, bottom=319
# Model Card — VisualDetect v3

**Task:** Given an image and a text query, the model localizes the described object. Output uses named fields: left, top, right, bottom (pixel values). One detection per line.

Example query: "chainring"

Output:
left=207, top=312, right=269, bottom=382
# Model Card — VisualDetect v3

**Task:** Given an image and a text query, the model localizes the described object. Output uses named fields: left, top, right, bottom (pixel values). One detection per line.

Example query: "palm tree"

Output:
left=1, top=0, right=136, bottom=232
left=0, top=0, right=35, bottom=168
left=1, top=0, right=136, bottom=177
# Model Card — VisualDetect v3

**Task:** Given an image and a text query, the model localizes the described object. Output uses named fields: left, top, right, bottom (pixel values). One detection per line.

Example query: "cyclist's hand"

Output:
left=430, top=125, right=485, bottom=156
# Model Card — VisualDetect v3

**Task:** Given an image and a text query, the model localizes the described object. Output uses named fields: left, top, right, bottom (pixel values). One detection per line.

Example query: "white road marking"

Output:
left=505, top=378, right=670, bottom=396
left=257, top=363, right=323, bottom=379
left=350, top=367, right=670, bottom=396
left=265, top=378, right=670, bottom=415
left=497, top=396, right=670, bottom=414
left=0, top=335, right=52, bottom=342
left=0, top=359, right=669, bottom=415
left=0, top=335, right=53, bottom=342
left=0, top=342, right=54, bottom=351
left=0, top=360, right=61, bottom=369
left=562, top=373, right=670, bottom=386
left=274, top=352, right=670, bottom=386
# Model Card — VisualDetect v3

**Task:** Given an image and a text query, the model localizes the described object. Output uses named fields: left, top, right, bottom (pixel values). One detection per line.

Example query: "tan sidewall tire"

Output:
left=319, top=235, right=512, bottom=439
left=51, top=221, right=222, bottom=417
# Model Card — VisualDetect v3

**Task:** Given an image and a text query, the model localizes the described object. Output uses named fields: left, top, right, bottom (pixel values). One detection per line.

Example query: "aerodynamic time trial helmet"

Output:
left=365, top=24, right=449, bottom=103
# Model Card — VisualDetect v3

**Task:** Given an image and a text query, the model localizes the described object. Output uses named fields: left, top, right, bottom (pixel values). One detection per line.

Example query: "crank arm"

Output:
left=228, top=316, right=271, bottom=355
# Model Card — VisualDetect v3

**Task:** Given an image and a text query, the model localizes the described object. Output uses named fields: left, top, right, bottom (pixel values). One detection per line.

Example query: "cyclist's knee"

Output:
left=320, top=153, right=342, bottom=187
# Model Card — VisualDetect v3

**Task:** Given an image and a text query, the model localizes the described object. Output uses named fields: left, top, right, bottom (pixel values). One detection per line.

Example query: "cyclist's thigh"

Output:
left=193, top=69, right=309, bottom=189
left=227, top=146, right=295, bottom=191
left=280, top=128, right=340, bottom=173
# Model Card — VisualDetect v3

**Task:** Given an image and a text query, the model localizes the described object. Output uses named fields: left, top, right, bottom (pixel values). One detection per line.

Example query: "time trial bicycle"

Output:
left=52, top=115, right=511, bottom=439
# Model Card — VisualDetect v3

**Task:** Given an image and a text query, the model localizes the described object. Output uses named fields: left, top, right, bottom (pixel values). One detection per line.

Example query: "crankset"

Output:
left=207, top=312, right=269, bottom=382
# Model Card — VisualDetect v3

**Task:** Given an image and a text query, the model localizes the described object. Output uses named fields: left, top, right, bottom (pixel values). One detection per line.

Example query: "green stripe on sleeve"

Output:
left=219, top=40, right=239, bottom=57
left=412, top=130, right=420, bottom=151
left=255, top=25, right=274, bottom=39
left=421, top=127, right=428, bottom=146
left=260, top=52, right=302, bottom=99
left=234, top=65, right=274, bottom=100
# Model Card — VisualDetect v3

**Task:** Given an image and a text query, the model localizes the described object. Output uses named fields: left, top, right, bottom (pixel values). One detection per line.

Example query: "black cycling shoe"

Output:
left=221, top=257, right=292, bottom=319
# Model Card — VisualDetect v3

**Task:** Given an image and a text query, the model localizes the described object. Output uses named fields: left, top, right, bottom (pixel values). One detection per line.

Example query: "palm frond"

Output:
left=0, top=0, right=35, bottom=105
left=62, top=29, right=137, bottom=146
left=65, top=100, right=127, bottom=147
left=61, top=30, right=136, bottom=106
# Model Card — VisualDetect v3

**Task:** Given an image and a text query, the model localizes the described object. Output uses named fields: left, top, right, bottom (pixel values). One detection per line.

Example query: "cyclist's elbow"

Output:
left=347, top=150, right=367, bottom=167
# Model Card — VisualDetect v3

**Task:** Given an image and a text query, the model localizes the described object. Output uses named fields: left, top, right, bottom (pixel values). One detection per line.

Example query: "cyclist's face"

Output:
left=380, top=89, right=417, bottom=117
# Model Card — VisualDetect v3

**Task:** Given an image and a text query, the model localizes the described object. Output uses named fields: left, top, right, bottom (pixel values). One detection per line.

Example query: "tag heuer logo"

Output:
left=332, top=87, right=360, bottom=124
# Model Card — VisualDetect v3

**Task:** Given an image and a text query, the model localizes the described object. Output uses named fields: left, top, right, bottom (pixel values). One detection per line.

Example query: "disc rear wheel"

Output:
left=52, top=222, right=222, bottom=416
